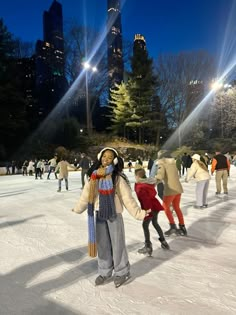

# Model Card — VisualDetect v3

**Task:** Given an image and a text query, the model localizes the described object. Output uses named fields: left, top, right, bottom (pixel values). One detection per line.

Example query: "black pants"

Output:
left=35, top=168, right=42, bottom=179
left=142, top=212, right=165, bottom=245
left=81, top=168, right=88, bottom=188
left=182, top=165, right=188, bottom=175
left=157, top=182, right=164, bottom=200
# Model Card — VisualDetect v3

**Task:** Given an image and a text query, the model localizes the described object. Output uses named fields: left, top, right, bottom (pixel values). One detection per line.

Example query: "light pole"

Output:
left=82, top=62, right=97, bottom=135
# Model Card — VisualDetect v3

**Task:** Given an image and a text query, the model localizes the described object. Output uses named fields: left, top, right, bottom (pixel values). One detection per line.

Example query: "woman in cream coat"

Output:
left=72, top=147, right=150, bottom=288
left=185, top=154, right=210, bottom=208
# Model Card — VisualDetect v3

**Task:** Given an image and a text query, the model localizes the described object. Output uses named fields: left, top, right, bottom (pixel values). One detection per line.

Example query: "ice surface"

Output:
left=0, top=167, right=236, bottom=315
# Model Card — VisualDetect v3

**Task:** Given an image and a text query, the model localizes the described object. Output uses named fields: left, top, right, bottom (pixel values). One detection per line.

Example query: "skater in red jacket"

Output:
left=134, top=168, right=170, bottom=256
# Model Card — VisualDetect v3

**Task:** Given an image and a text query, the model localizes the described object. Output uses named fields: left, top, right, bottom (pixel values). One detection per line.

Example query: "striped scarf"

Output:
left=87, top=164, right=117, bottom=257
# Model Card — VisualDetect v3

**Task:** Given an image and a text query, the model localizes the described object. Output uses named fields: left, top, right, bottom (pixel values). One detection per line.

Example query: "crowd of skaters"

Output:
left=2, top=147, right=234, bottom=288
left=4, top=153, right=92, bottom=191
left=126, top=150, right=232, bottom=237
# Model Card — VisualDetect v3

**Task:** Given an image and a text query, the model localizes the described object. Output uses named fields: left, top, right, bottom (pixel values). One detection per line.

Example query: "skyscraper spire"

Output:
left=107, top=0, right=124, bottom=89
left=133, top=34, right=146, bottom=53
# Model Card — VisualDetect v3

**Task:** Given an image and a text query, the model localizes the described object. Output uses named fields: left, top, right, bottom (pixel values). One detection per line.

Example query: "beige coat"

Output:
left=55, top=160, right=71, bottom=179
left=156, top=158, right=183, bottom=196
left=186, top=160, right=210, bottom=182
left=73, top=176, right=146, bottom=220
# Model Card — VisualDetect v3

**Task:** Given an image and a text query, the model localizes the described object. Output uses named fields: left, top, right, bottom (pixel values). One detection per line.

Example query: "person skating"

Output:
left=35, top=159, right=43, bottom=179
left=127, top=160, right=133, bottom=172
left=27, top=159, right=34, bottom=176
left=72, top=147, right=151, bottom=288
left=185, top=154, right=210, bottom=208
left=55, top=157, right=75, bottom=192
left=211, top=151, right=230, bottom=194
left=134, top=168, right=170, bottom=256
left=77, top=153, right=90, bottom=188
left=47, top=155, right=58, bottom=179
left=155, top=151, right=187, bottom=237
left=22, top=160, right=28, bottom=176
left=181, top=153, right=188, bottom=176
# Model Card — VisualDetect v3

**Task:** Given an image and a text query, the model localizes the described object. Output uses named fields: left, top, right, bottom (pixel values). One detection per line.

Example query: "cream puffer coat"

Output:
left=73, top=175, right=146, bottom=220
left=156, top=158, right=183, bottom=196
left=186, top=160, right=210, bottom=182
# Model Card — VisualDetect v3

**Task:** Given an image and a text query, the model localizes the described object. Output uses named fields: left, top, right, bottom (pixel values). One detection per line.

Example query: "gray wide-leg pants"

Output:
left=196, top=179, right=209, bottom=206
left=96, top=213, right=130, bottom=278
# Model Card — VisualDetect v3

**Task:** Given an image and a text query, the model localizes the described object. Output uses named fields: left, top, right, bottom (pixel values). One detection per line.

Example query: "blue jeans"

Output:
left=58, top=178, right=68, bottom=190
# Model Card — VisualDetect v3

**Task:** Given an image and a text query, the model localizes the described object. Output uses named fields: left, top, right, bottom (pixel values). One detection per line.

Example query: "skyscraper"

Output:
left=107, top=0, right=124, bottom=88
left=15, top=57, right=37, bottom=129
left=43, top=0, right=64, bottom=77
left=133, top=34, right=146, bottom=53
left=35, top=0, right=66, bottom=118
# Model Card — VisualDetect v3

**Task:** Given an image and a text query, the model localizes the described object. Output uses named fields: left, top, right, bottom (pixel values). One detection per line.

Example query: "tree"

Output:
left=14, top=39, right=35, bottom=58
left=156, top=51, right=215, bottom=131
left=211, top=86, right=236, bottom=138
left=109, top=82, right=133, bottom=138
left=127, top=43, right=159, bottom=144
left=0, top=19, right=29, bottom=157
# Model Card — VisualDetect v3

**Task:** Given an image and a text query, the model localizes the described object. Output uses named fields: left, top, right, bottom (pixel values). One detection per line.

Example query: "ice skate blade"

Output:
left=114, top=274, right=131, bottom=288
left=95, top=276, right=113, bottom=286
left=165, top=232, right=181, bottom=237
left=138, top=251, right=153, bottom=256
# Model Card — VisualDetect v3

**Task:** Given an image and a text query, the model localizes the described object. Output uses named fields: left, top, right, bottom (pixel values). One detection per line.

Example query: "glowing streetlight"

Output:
left=82, top=62, right=98, bottom=135
left=211, top=80, right=223, bottom=91
left=224, top=83, right=232, bottom=89
left=83, top=62, right=90, bottom=69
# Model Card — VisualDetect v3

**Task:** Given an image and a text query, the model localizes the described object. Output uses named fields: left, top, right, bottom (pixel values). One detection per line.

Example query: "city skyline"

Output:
left=0, top=0, right=233, bottom=60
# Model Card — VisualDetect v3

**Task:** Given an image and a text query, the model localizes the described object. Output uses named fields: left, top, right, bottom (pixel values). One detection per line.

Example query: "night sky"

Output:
left=0, top=0, right=233, bottom=59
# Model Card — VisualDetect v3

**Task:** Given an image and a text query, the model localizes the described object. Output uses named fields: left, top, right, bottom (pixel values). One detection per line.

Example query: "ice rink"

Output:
left=0, top=166, right=236, bottom=315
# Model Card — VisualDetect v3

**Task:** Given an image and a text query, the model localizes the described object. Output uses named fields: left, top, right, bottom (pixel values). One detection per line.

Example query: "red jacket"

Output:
left=134, top=182, right=163, bottom=220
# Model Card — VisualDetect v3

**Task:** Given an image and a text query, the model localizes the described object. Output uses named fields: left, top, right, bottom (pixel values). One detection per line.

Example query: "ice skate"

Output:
left=138, top=243, right=153, bottom=256
left=95, top=275, right=110, bottom=286
left=114, top=272, right=131, bottom=288
left=159, top=238, right=170, bottom=250
left=179, top=224, right=187, bottom=236
left=164, top=224, right=180, bottom=237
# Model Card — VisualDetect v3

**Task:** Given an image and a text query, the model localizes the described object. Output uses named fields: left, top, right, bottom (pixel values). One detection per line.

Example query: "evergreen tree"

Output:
left=127, top=43, right=159, bottom=143
left=0, top=18, right=16, bottom=81
left=109, top=82, right=133, bottom=138
left=0, top=19, right=28, bottom=158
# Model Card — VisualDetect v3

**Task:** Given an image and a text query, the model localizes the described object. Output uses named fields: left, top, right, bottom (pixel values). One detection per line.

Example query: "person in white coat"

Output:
left=185, top=154, right=210, bottom=208
left=72, top=147, right=150, bottom=288
left=27, top=159, right=34, bottom=176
